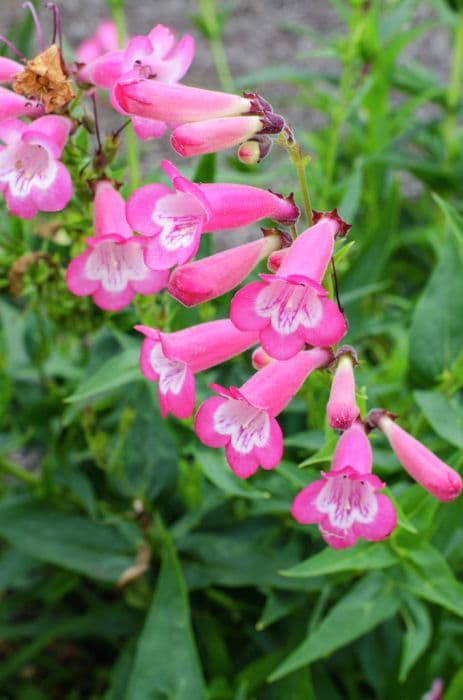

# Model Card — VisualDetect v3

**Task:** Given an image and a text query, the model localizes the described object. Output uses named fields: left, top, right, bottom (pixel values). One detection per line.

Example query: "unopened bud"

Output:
left=238, top=135, right=272, bottom=164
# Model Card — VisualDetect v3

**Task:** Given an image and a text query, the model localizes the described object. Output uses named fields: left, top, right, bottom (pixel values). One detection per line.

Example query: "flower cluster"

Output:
left=3, top=8, right=461, bottom=551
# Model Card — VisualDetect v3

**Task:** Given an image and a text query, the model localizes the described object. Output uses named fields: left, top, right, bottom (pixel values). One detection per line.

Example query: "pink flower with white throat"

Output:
left=195, top=348, right=332, bottom=478
left=127, top=161, right=298, bottom=271
left=80, top=25, right=195, bottom=141
left=126, top=160, right=212, bottom=270
left=292, top=422, right=397, bottom=549
left=326, top=346, right=360, bottom=430
left=0, top=116, right=72, bottom=219
left=230, top=212, right=348, bottom=360
left=135, top=320, right=258, bottom=419
left=66, top=181, right=167, bottom=311
left=367, top=410, right=462, bottom=502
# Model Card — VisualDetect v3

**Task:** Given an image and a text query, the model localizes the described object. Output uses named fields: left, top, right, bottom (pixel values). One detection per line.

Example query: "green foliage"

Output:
left=1, top=0, right=463, bottom=698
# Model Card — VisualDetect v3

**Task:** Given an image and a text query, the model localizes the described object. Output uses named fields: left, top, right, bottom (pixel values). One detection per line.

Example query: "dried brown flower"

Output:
left=12, top=44, right=75, bottom=113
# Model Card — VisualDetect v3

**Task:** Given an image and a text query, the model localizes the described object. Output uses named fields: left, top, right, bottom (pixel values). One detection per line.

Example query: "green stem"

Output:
left=292, top=148, right=313, bottom=226
left=276, top=132, right=313, bottom=227
left=107, top=0, right=140, bottom=189
left=444, top=7, right=463, bottom=161
left=210, top=35, right=234, bottom=92
left=197, top=0, right=234, bottom=92
left=0, top=456, right=39, bottom=486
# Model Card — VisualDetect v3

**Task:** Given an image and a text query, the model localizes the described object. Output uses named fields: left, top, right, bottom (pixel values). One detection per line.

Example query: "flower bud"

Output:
left=368, top=410, right=462, bottom=502
left=326, top=349, right=360, bottom=430
left=237, top=135, right=272, bottom=164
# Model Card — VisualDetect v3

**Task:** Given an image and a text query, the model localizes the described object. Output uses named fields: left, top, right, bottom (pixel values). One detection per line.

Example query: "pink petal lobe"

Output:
left=158, top=366, right=195, bottom=419
left=331, top=423, right=372, bottom=475
left=255, top=417, right=283, bottom=469
left=126, top=184, right=171, bottom=236
left=291, top=481, right=325, bottom=524
left=66, top=250, right=100, bottom=296
left=225, top=445, right=260, bottom=479
left=353, top=494, right=397, bottom=542
left=92, top=285, right=135, bottom=311
left=259, top=323, right=305, bottom=361
left=230, top=282, right=269, bottom=331
left=195, top=397, right=230, bottom=448
left=300, top=298, right=347, bottom=347
left=94, top=181, right=132, bottom=238
left=31, top=162, right=72, bottom=212
left=131, top=116, right=167, bottom=140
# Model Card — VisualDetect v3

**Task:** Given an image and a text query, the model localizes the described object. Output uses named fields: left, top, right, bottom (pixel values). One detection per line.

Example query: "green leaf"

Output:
left=445, top=667, right=463, bottom=700
left=65, top=348, right=140, bottom=403
left=398, top=542, right=463, bottom=617
left=0, top=499, right=135, bottom=583
left=409, top=205, right=463, bottom=381
left=125, top=536, right=206, bottom=700
left=399, top=595, right=432, bottom=682
left=281, top=542, right=398, bottom=579
left=414, top=390, right=463, bottom=448
left=269, top=573, right=400, bottom=681
left=195, top=447, right=269, bottom=500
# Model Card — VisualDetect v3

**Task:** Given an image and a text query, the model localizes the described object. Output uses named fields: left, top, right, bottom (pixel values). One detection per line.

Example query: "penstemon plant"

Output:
left=1, top=1, right=463, bottom=697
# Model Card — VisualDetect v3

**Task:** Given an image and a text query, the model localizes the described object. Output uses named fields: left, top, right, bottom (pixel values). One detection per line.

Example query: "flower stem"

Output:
left=0, top=456, right=39, bottom=486
left=444, top=7, right=463, bottom=162
left=276, top=131, right=313, bottom=227
left=197, top=0, right=234, bottom=92
left=107, top=0, right=140, bottom=190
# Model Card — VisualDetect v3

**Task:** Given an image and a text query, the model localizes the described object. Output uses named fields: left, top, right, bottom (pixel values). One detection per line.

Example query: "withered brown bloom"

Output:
left=12, top=44, right=75, bottom=113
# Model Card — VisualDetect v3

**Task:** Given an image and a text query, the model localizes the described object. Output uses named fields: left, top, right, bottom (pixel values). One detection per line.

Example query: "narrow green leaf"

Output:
left=397, top=543, right=463, bottom=618
left=399, top=595, right=432, bottom=682
left=125, top=536, right=206, bottom=700
left=281, top=542, right=397, bottom=579
left=414, top=390, right=463, bottom=448
left=444, top=667, right=463, bottom=700
left=269, top=573, right=400, bottom=681
left=0, top=500, right=135, bottom=583
left=409, top=212, right=463, bottom=381
left=65, top=348, right=140, bottom=403
left=195, top=447, right=269, bottom=500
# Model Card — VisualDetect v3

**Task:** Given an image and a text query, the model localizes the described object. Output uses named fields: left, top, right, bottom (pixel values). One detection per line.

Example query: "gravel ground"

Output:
left=0, top=1, right=450, bottom=109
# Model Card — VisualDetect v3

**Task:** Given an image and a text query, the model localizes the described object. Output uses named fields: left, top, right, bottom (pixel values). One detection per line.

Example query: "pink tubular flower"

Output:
left=292, top=422, right=397, bottom=549
left=114, top=79, right=252, bottom=124
left=135, top=320, right=258, bottom=419
left=199, top=184, right=298, bottom=230
left=66, top=181, right=167, bottom=311
left=0, top=57, right=24, bottom=83
left=369, top=411, right=462, bottom=501
left=0, top=86, right=44, bottom=120
left=195, top=347, right=332, bottom=478
left=230, top=214, right=347, bottom=360
left=75, top=20, right=118, bottom=64
left=0, top=116, right=72, bottom=218
left=326, top=348, right=360, bottom=430
left=80, top=24, right=195, bottom=140
left=126, top=160, right=298, bottom=270
left=126, top=161, right=212, bottom=270
left=171, top=113, right=283, bottom=157
left=168, top=231, right=285, bottom=307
